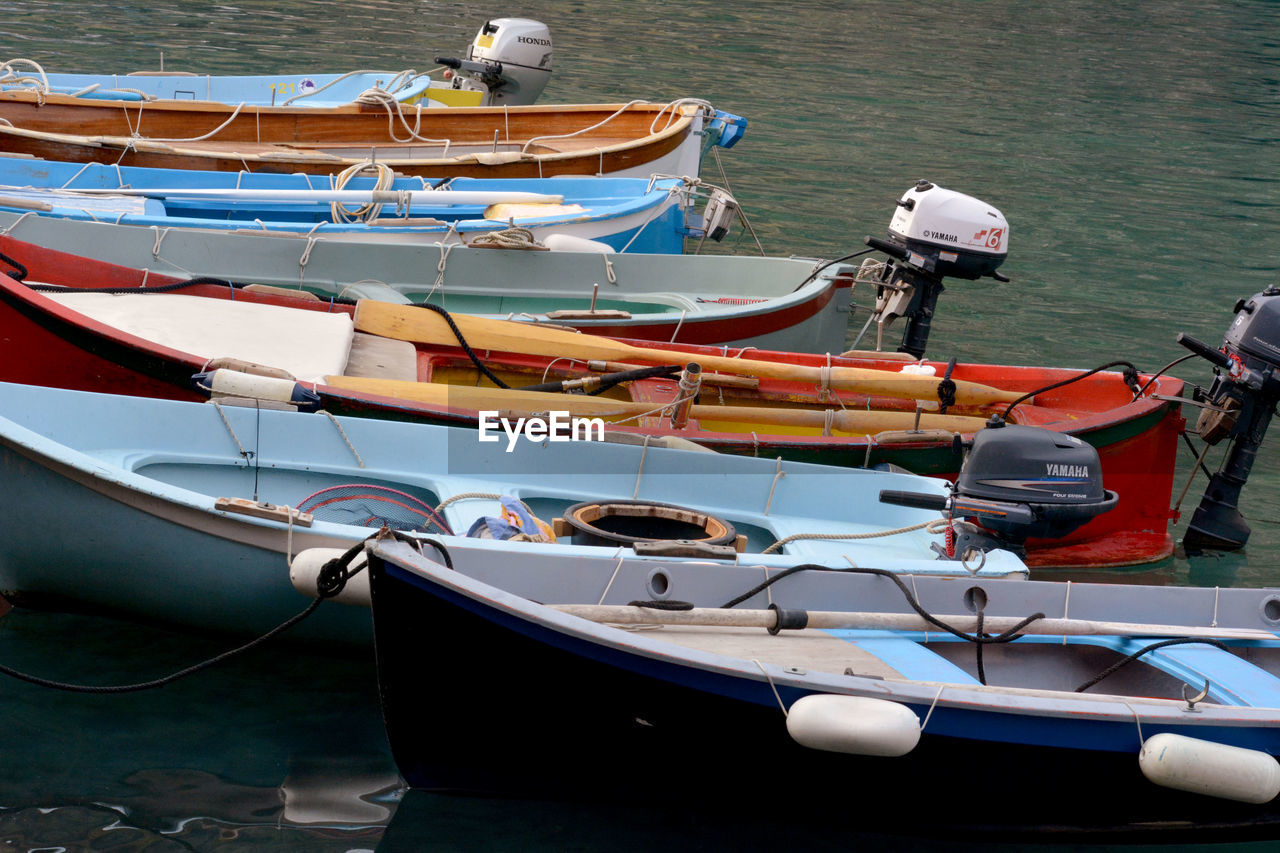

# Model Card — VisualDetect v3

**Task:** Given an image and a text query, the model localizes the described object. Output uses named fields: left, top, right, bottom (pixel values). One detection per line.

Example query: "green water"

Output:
left=1, top=0, right=1279, bottom=847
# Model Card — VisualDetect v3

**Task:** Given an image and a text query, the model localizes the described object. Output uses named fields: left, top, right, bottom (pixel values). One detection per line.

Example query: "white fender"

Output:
left=786, top=694, right=920, bottom=757
left=1139, top=732, right=1280, bottom=803
left=289, top=547, right=370, bottom=607
left=542, top=233, right=616, bottom=253
left=206, top=369, right=300, bottom=403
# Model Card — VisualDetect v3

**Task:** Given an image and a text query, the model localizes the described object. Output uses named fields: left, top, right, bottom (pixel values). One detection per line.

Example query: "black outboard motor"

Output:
left=1177, top=286, right=1280, bottom=551
left=879, top=421, right=1118, bottom=560
left=861, top=180, right=1010, bottom=358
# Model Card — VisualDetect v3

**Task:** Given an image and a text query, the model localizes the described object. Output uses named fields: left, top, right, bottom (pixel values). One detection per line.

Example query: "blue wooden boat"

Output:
left=363, top=535, right=1280, bottom=838
left=0, top=18, right=555, bottom=108
left=0, top=381, right=1027, bottom=646
left=0, top=154, right=692, bottom=253
left=0, top=66, right=454, bottom=107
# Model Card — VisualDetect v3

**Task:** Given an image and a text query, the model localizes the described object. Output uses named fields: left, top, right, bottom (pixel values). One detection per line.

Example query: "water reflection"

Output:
left=0, top=608, right=398, bottom=849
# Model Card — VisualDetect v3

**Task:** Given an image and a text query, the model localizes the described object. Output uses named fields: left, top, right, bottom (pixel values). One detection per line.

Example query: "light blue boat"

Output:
left=0, top=155, right=692, bottom=252
left=0, top=17, right=552, bottom=109
left=0, top=68, right=447, bottom=107
left=0, top=381, right=1026, bottom=646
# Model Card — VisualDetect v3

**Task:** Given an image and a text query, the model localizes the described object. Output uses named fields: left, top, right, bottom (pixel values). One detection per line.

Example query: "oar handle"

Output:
left=878, top=490, right=949, bottom=512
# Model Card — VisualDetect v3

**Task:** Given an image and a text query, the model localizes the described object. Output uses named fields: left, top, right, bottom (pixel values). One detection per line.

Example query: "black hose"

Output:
left=518, top=363, right=682, bottom=395
left=1002, top=360, right=1142, bottom=420
left=1074, top=637, right=1230, bottom=693
left=717, top=563, right=1044, bottom=646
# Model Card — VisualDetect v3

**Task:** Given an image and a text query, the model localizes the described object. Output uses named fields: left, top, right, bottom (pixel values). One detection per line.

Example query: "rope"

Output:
left=139, top=101, right=247, bottom=142
left=408, top=302, right=512, bottom=389
left=319, top=410, right=364, bottom=468
left=469, top=226, right=540, bottom=249
left=521, top=100, right=648, bottom=154
left=0, top=598, right=324, bottom=693
left=329, top=160, right=395, bottom=224
left=752, top=659, right=789, bottom=716
left=761, top=518, right=948, bottom=554
left=280, top=69, right=426, bottom=106
left=211, top=400, right=252, bottom=463
left=1075, top=637, right=1230, bottom=693
left=354, top=88, right=452, bottom=148
left=764, top=458, right=785, bottom=515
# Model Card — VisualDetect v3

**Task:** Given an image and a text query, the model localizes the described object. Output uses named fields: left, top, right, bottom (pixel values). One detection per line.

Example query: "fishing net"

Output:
left=296, top=484, right=453, bottom=535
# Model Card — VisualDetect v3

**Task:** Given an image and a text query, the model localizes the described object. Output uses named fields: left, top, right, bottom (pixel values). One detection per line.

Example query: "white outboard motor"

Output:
left=860, top=180, right=1010, bottom=357
left=436, top=18, right=552, bottom=106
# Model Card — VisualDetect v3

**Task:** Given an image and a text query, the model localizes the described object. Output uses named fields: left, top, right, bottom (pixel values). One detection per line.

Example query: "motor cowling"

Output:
left=436, top=18, right=552, bottom=106
left=1177, top=285, right=1280, bottom=551
left=860, top=181, right=1010, bottom=358
left=885, top=180, right=1009, bottom=280
left=879, top=422, right=1118, bottom=560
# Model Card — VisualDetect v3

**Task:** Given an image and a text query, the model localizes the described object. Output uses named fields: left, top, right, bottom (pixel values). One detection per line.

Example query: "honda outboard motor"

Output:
left=880, top=422, right=1118, bottom=560
left=1176, top=286, right=1280, bottom=551
left=860, top=180, right=1010, bottom=358
left=436, top=18, right=552, bottom=106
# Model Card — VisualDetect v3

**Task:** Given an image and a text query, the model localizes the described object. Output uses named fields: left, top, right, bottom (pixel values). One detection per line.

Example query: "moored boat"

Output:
left=0, top=99, right=746, bottom=179
left=0, top=236, right=1183, bottom=567
left=0, top=18, right=557, bottom=109
left=0, top=380, right=1029, bottom=645
left=0, top=153, right=698, bottom=253
left=0, top=226, right=852, bottom=352
left=361, top=534, right=1280, bottom=839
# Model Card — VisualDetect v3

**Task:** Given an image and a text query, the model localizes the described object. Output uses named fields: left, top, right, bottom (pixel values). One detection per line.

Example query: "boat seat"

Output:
left=46, top=291, right=354, bottom=383
left=342, top=332, right=419, bottom=382
left=1103, top=637, right=1280, bottom=708
left=831, top=632, right=984, bottom=686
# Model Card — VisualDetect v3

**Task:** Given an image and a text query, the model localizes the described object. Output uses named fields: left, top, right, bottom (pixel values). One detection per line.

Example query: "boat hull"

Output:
left=0, top=381, right=1026, bottom=643
left=0, top=228, right=854, bottom=352
left=367, top=542, right=1280, bottom=840
left=0, top=236, right=1183, bottom=567
left=0, top=99, right=712, bottom=179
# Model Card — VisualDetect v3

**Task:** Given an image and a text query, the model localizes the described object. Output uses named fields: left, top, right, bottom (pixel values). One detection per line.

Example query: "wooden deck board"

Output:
left=644, top=625, right=907, bottom=680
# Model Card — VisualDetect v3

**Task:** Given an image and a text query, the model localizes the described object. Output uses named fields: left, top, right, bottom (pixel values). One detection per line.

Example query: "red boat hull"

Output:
left=0, top=236, right=1185, bottom=569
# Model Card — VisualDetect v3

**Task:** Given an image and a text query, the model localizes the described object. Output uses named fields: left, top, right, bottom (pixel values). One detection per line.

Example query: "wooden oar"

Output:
left=352, top=300, right=1023, bottom=407
left=551, top=604, right=1280, bottom=642
left=320, top=374, right=990, bottom=435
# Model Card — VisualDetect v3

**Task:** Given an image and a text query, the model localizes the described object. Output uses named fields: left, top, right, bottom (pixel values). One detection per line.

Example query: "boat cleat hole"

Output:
left=1262, top=595, right=1280, bottom=626
left=646, top=567, right=672, bottom=599
left=962, top=586, right=988, bottom=613
left=561, top=500, right=736, bottom=549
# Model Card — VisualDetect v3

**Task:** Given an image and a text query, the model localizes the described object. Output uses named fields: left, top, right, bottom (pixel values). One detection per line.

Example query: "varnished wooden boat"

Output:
left=0, top=98, right=745, bottom=178
left=0, top=237, right=1185, bottom=569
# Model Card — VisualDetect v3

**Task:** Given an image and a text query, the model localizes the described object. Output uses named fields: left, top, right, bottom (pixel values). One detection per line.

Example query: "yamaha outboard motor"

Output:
left=436, top=18, right=552, bottom=106
left=861, top=180, right=1010, bottom=358
left=880, top=422, right=1118, bottom=560
left=1176, top=286, right=1280, bottom=550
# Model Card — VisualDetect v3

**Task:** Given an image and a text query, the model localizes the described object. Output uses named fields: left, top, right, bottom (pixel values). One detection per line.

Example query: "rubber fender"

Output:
left=1139, top=732, right=1280, bottom=803
left=542, top=233, right=615, bottom=253
left=786, top=694, right=920, bottom=757
left=289, top=547, right=370, bottom=607
left=200, top=369, right=321, bottom=409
